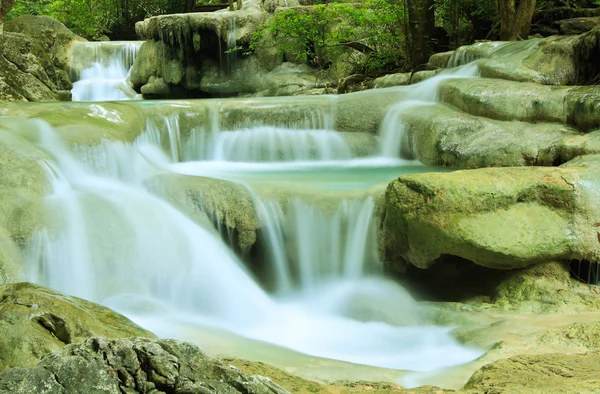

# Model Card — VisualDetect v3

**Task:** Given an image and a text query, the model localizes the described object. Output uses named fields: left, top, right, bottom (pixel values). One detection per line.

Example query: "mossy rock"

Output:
left=0, top=336, right=289, bottom=394
left=462, top=351, right=600, bottom=393
left=494, top=262, right=600, bottom=313
left=0, top=33, right=59, bottom=102
left=5, top=15, right=85, bottom=73
left=0, top=283, right=155, bottom=373
left=396, top=103, right=600, bottom=168
left=381, top=166, right=600, bottom=272
left=146, top=173, right=259, bottom=253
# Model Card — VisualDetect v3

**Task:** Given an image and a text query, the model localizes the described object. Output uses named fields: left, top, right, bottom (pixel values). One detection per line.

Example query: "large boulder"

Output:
left=0, top=336, right=289, bottom=394
left=5, top=15, right=84, bottom=85
left=439, top=78, right=600, bottom=132
left=395, top=103, right=599, bottom=168
left=1, top=15, right=85, bottom=100
left=448, top=28, right=600, bottom=85
left=558, top=16, right=600, bottom=35
left=0, top=283, right=155, bottom=372
left=0, top=33, right=59, bottom=101
left=381, top=164, right=600, bottom=272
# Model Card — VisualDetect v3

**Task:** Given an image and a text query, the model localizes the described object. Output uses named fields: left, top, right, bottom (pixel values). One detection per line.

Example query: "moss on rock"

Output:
left=0, top=283, right=155, bottom=373
left=381, top=165, right=599, bottom=272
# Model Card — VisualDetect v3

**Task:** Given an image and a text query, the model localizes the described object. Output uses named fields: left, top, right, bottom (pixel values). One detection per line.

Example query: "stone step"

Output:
left=393, top=102, right=600, bottom=168
left=438, top=78, right=600, bottom=132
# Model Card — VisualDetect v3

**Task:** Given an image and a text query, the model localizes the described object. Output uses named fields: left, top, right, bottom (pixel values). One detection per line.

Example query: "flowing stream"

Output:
left=19, top=46, right=487, bottom=385
left=71, top=41, right=142, bottom=101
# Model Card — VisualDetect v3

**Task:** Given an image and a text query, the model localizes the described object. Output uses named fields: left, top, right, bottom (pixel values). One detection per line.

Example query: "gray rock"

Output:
left=0, top=337, right=290, bottom=394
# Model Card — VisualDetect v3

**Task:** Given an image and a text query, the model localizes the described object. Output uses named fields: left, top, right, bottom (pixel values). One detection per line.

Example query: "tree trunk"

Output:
left=408, top=0, right=435, bottom=67
left=498, top=0, right=537, bottom=41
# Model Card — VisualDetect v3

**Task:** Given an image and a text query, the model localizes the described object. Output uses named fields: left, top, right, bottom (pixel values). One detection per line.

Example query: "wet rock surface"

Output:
left=0, top=283, right=155, bottom=373
left=0, top=337, right=290, bottom=394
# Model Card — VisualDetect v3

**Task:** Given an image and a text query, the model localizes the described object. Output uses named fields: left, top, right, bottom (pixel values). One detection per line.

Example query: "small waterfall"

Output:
left=19, top=119, right=482, bottom=373
left=257, top=197, right=379, bottom=294
left=26, top=121, right=272, bottom=324
left=185, top=126, right=352, bottom=162
left=378, top=64, right=480, bottom=158
left=71, top=41, right=143, bottom=102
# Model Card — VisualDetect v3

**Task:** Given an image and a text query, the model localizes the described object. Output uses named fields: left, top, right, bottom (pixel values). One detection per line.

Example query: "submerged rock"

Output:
left=381, top=164, right=600, bottom=272
left=0, top=283, right=155, bottom=373
left=0, top=337, right=289, bottom=394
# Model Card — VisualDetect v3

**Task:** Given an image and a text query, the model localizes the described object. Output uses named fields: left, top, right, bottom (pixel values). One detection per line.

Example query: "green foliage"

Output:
left=435, top=0, right=498, bottom=46
left=250, top=0, right=408, bottom=75
left=6, top=0, right=185, bottom=38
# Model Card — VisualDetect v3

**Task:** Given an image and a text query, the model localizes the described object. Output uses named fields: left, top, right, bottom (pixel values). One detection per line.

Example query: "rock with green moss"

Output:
left=439, top=78, right=600, bottom=132
left=0, top=15, right=85, bottom=100
left=381, top=165, right=600, bottom=272
left=146, top=173, right=259, bottom=254
left=462, top=351, right=600, bottom=394
left=0, top=282, right=155, bottom=373
left=0, top=336, right=289, bottom=394
left=494, top=262, right=600, bottom=313
left=448, top=28, right=600, bottom=85
left=0, top=102, right=147, bottom=145
left=397, top=103, right=599, bottom=168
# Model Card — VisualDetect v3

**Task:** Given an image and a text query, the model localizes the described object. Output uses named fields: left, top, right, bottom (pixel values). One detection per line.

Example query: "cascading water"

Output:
left=18, top=64, right=489, bottom=385
left=379, top=64, right=480, bottom=158
left=71, top=41, right=142, bottom=101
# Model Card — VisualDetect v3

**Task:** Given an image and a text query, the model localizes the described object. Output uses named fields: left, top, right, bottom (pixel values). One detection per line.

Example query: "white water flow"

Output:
left=256, top=197, right=379, bottom=294
left=71, top=41, right=142, bottom=101
left=20, top=64, right=490, bottom=379
left=23, top=120, right=482, bottom=373
left=379, top=63, right=480, bottom=158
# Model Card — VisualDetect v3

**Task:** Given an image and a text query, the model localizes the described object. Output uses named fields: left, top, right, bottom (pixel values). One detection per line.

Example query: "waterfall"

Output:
left=71, top=41, right=143, bottom=102
left=185, top=126, right=352, bottom=162
left=257, top=197, right=379, bottom=293
left=378, top=63, right=480, bottom=158
left=17, top=118, right=481, bottom=374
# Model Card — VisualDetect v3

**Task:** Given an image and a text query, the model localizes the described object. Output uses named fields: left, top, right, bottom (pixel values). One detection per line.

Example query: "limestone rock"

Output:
left=4, top=15, right=85, bottom=93
left=463, top=352, right=600, bottom=394
left=0, top=102, right=147, bottom=145
left=146, top=173, right=259, bottom=254
left=0, top=337, right=289, bottom=394
left=0, top=283, right=155, bottom=373
left=439, top=78, right=600, bottom=132
left=0, top=229, right=21, bottom=284
left=397, top=103, right=598, bottom=168
left=494, top=262, right=600, bottom=313
left=428, top=51, right=453, bottom=68
left=381, top=165, right=600, bottom=272
left=558, top=16, right=600, bottom=35
left=0, top=33, right=58, bottom=102
left=448, top=28, right=600, bottom=85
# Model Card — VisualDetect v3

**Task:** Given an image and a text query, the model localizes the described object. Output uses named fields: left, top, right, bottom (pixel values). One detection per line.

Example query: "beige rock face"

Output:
left=439, top=78, right=600, bottom=132
left=0, top=283, right=155, bottom=373
left=381, top=165, right=600, bottom=272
